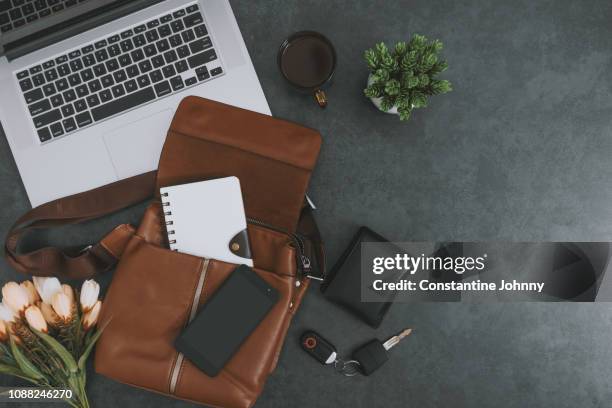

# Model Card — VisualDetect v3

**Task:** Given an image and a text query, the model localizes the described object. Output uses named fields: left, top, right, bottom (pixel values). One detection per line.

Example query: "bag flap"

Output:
left=156, top=96, right=322, bottom=232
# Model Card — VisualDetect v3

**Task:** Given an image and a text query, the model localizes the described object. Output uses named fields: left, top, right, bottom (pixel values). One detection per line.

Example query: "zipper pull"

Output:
left=300, top=254, right=311, bottom=273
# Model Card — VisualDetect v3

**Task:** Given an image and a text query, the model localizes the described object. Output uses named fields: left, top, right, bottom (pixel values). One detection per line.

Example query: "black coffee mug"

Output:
left=278, top=31, right=337, bottom=108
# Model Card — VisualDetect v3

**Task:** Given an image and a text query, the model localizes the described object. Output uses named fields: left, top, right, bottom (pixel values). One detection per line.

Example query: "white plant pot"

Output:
left=367, top=74, right=399, bottom=115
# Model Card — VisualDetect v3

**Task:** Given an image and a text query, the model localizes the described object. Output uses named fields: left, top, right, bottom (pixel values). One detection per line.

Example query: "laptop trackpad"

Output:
left=103, top=109, right=172, bottom=179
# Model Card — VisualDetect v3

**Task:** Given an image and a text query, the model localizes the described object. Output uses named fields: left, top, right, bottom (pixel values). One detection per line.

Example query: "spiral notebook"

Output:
left=160, top=177, right=253, bottom=266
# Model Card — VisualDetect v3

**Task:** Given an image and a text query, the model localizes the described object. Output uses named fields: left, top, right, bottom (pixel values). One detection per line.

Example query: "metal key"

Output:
left=352, top=328, right=413, bottom=375
left=382, top=328, right=412, bottom=350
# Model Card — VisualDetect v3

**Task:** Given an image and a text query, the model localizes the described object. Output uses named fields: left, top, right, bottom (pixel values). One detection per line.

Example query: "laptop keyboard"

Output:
left=0, top=0, right=87, bottom=33
left=14, top=3, right=224, bottom=143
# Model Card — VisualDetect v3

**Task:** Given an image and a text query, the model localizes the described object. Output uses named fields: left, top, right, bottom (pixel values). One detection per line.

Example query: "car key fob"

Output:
left=300, top=330, right=337, bottom=365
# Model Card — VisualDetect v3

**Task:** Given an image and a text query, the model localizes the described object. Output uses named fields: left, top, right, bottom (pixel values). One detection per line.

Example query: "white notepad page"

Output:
left=160, top=176, right=253, bottom=266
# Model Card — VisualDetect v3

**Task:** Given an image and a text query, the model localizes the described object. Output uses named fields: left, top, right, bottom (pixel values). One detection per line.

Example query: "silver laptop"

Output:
left=0, top=0, right=270, bottom=207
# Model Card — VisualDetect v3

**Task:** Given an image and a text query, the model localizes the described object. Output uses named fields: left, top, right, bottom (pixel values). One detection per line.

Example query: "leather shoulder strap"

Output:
left=4, top=171, right=157, bottom=279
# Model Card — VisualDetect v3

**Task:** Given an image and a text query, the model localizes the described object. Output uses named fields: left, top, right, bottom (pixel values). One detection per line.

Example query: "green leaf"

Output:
left=431, top=39, right=443, bottom=52
left=380, top=96, right=395, bottom=112
left=412, top=92, right=428, bottom=108
left=419, top=74, right=430, bottom=86
left=375, top=42, right=388, bottom=58
left=33, top=329, right=78, bottom=373
left=0, top=362, right=40, bottom=383
left=9, top=337, right=47, bottom=381
left=384, top=79, right=400, bottom=96
left=77, top=326, right=106, bottom=372
left=407, top=76, right=419, bottom=89
left=373, top=68, right=389, bottom=82
left=364, top=85, right=382, bottom=98
left=364, top=49, right=378, bottom=70
left=409, top=34, right=427, bottom=49
left=394, top=41, right=407, bottom=56
left=398, top=107, right=412, bottom=121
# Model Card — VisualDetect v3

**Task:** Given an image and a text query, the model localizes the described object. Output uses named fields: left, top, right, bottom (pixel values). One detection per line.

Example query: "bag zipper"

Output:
left=246, top=217, right=313, bottom=278
left=169, top=258, right=210, bottom=394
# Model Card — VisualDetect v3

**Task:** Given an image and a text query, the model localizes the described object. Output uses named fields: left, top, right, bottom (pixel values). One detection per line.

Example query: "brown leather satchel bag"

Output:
left=4, top=96, right=324, bottom=408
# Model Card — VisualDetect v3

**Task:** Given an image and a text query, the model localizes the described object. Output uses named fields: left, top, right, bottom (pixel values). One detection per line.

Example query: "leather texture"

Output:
left=4, top=97, right=323, bottom=408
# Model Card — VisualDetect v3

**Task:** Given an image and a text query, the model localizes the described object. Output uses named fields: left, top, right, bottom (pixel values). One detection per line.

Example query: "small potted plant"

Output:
left=364, top=34, right=452, bottom=121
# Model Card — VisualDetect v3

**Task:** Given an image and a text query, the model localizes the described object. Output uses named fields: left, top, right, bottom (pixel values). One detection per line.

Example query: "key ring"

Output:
left=333, top=359, right=361, bottom=377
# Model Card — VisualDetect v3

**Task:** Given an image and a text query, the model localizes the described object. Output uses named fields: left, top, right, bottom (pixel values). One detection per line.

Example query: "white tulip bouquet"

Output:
left=0, top=278, right=104, bottom=408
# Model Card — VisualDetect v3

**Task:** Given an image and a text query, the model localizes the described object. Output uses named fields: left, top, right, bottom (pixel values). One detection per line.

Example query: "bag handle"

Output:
left=4, top=171, right=157, bottom=279
left=4, top=171, right=325, bottom=280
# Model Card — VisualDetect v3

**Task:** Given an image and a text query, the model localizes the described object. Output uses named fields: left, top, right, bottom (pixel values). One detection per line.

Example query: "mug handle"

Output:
left=314, top=89, right=327, bottom=108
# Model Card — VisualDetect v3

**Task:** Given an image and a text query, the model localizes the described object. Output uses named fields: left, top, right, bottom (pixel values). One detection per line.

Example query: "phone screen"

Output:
left=175, top=265, right=279, bottom=376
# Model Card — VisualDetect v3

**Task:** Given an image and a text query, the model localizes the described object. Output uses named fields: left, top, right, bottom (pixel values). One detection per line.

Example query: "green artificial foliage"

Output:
left=364, top=34, right=452, bottom=121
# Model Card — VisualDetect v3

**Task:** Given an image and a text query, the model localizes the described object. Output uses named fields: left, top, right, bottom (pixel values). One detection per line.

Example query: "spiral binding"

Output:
left=161, top=191, right=176, bottom=249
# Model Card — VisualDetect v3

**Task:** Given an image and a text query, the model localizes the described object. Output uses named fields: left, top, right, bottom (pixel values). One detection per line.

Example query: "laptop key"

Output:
left=146, top=19, right=159, bottom=29
left=95, top=39, right=107, bottom=49
left=68, top=73, right=81, bottom=86
left=37, top=127, right=52, bottom=142
left=175, top=60, right=188, bottom=73
left=149, top=69, right=163, bottom=83
left=42, top=83, right=56, bottom=96
left=118, top=54, right=132, bottom=67
left=74, top=99, right=87, bottom=112
left=56, top=55, right=68, bottom=64
left=177, top=45, right=190, bottom=59
left=105, top=58, right=119, bottom=71
left=162, top=65, right=176, bottom=78
left=86, top=94, right=100, bottom=107
left=111, top=84, right=125, bottom=98
left=81, top=44, right=94, bottom=54
left=151, top=55, right=164, bottom=68
left=120, top=39, right=133, bottom=52
left=33, top=109, right=61, bottom=128
left=13, top=19, right=25, bottom=28
left=108, top=44, right=121, bottom=57
left=143, top=44, right=157, bottom=57
left=93, top=63, right=106, bottom=76
left=69, top=59, right=83, bottom=71
left=185, top=76, right=197, bottom=86
left=55, top=78, right=69, bottom=91
left=63, top=89, right=76, bottom=102
left=181, top=29, right=195, bottom=43
left=133, top=34, right=146, bottom=47
left=17, top=70, right=28, bottom=79
left=88, top=79, right=102, bottom=93
left=95, top=49, right=108, bottom=62
left=50, top=122, right=64, bottom=138
left=164, top=49, right=178, bottom=64
left=62, top=117, right=77, bottom=132
left=158, top=24, right=171, bottom=38
left=28, top=99, right=51, bottom=116
left=173, top=9, right=185, bottom=18
left=124, top=79, right=137, bottom=93
left=154, top=80, right=171, bottom=97
left=136, top=74, right=150, bottom=87
left=42, top=60, right=55, bottom=69
left=83, top=54, right=96, bottom=67
left=61, top=104, right=75, bottom=117
left=1, top=24, right=11, bottom=32
left=131, top=49, right=144, bottom=62
left=134, top=24, right=146, bottom=33
left=99, top=89, right=112, bottom=102
left=50, top=94, right=64, bottom=107
left=81, top=68, right=94, bottom=82
left=30, top=65, right=42, bottom=74
left=120, top=29, right=133, bottom=39
left=183, top=13, right=203, bottom=28
left=91, top=86, right=155, bottom=121
left=156, top=38, right=169, bottom=52
left=0, top=12, right=7, bottom=25
left=101, top=74, right=114, bottom=88
left=186, top=4, right=198, bottom=13
left=194, top=24, right=207, bottom=38
left=68, top=50, right=81, bottom=59
left=75, top=111, right=93, bottom=127
left=196, top=66, right=209, bottom=81
left=188, top=49, right=216, bottom=69
left=160, top=14, right=172, bottom=23
left=57, top=64, right=70, bottom=76
left=113, top=69, right=127, bottom=82
left=39, top=9, right=50, bottom=17
left=210, top=67, right=223, bottom=76
left=170, top=20, right=184, bottom=33
left=44, top=68, right=58, bottom=82
left=145, top=29, right=159, bottom=42
left=126, top=64, right=139, bottom=78
left=75, top=84, right=89, bottom=97
left=24, top=88, right=44, bottom=104
left=108, top=34, right=120, bottom=44
left=32, top=73, right=45, bottom=86
left=170, top=75, right=184, bottom=91
left=19, top=78, right=33, bottom=91
left=169, top=34, right=182, bottom=47
left=189, top=37, right=212, bottom=54
left=138, top=60, right=152, bottom=73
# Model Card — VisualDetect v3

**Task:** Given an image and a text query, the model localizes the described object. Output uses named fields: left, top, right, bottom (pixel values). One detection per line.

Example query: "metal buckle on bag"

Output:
left=79, top=244, right=93, bottom=254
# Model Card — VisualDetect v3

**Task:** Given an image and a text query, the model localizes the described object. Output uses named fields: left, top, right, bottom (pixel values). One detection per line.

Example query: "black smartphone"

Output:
left=175, top=265, right=279, bottom=377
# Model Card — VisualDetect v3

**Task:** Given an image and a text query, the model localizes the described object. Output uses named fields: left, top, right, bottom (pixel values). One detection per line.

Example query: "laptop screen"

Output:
left=1, top=0, right=162, bottom=60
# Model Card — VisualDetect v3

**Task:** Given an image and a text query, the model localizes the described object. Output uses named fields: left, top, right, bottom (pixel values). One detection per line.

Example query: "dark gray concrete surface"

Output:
left=2, top=0, right=612, bottom=407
